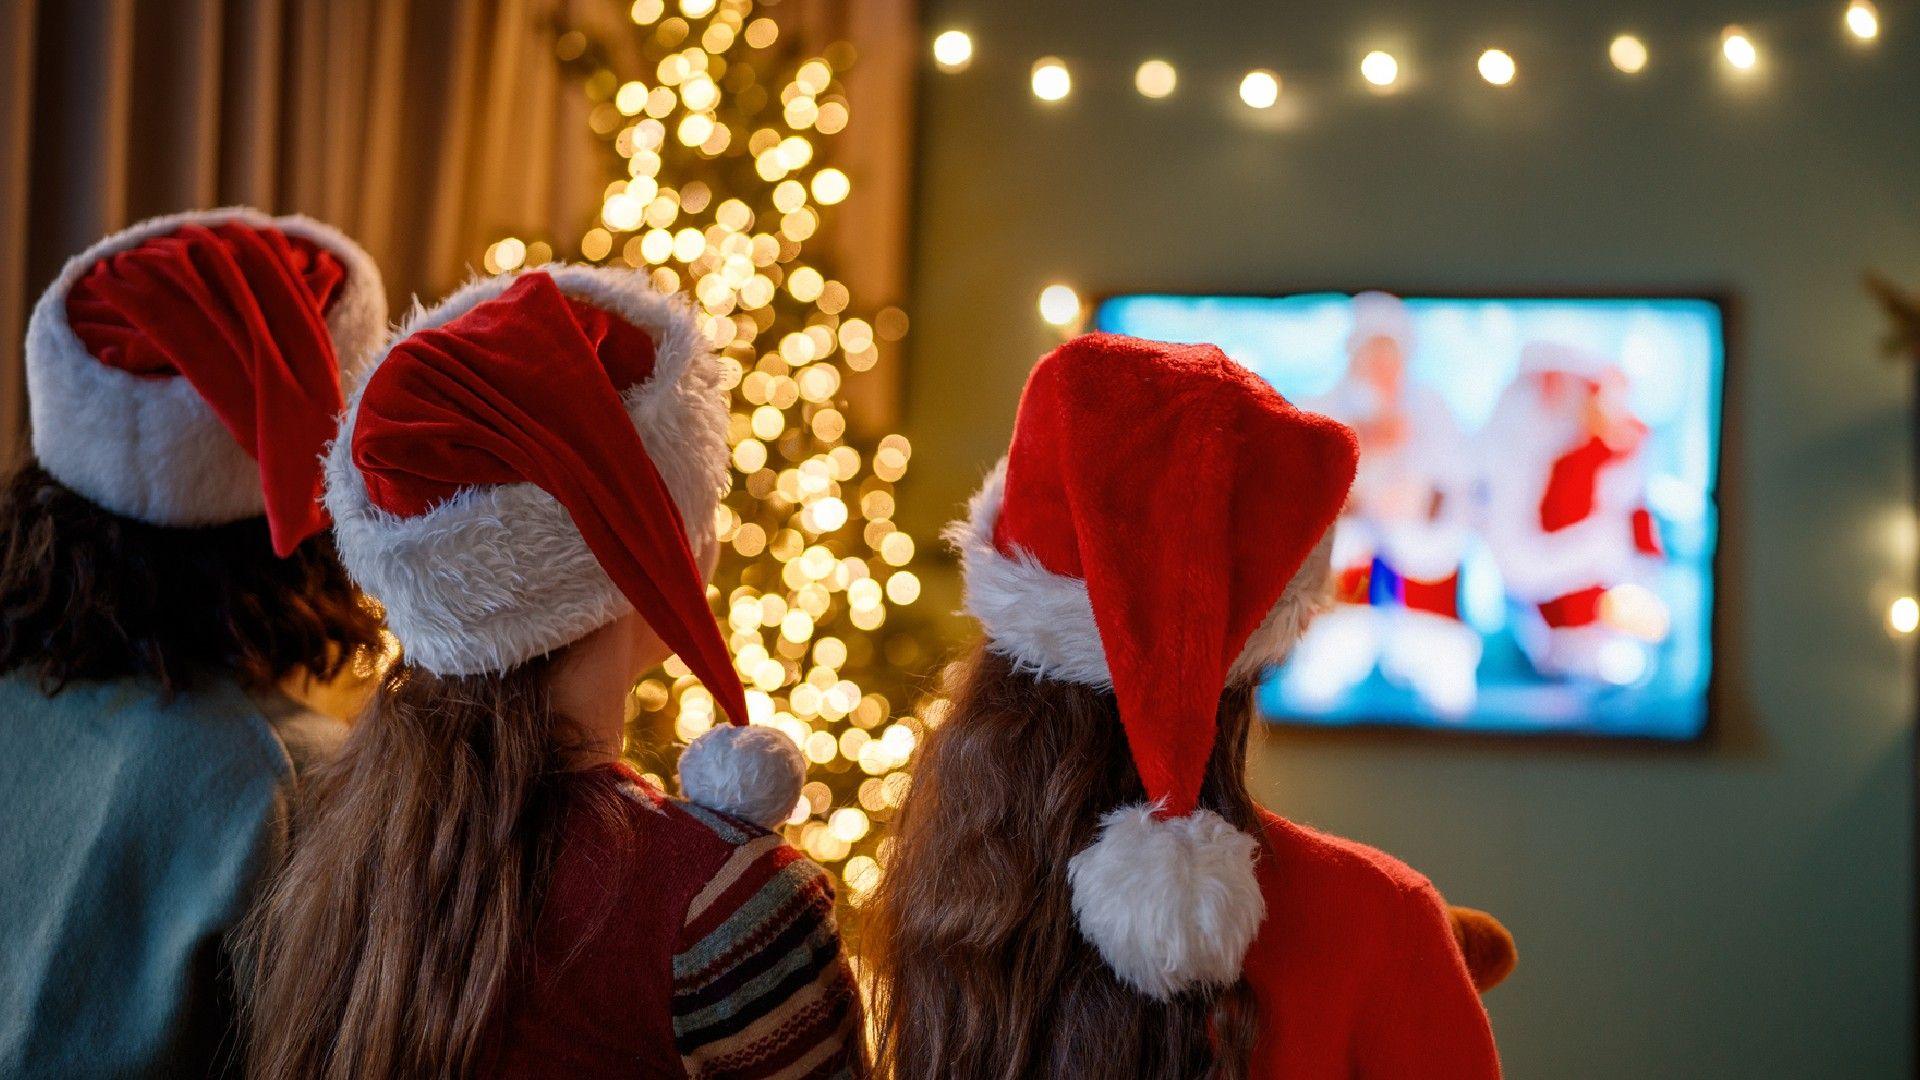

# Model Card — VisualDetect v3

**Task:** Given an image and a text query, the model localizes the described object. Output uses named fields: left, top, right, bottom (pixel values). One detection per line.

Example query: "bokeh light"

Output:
left=1609, top=34, right=1649, bottom=74
left=1038, top=284, right=1081, bottom=327
left=1361, top=51, right=1399, bottom=88
left=1135, top=59, right=1177, bottom=98
left=931, top=29, right=973, bottom=72
left=1238, top=69, right=1281, bottom=109
left=1478, top=48, right=1517, bottom=86
left=1031, top=57, right=1072, bottom=101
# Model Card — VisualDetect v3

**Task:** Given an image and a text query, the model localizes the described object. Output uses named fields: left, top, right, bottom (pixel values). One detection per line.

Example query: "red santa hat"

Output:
left=324, top=266, right=802, bottom=828
left=24, top=207, right=387, bottom=554
left=947, top=333, right=1357, bottom=999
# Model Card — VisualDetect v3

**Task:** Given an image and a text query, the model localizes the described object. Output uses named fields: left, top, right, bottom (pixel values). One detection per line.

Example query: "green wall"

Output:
left=898, top=1, right=1919, bottom=1075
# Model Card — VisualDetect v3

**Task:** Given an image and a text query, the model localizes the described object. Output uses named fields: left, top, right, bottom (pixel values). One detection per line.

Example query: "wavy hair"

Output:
left=236, top=655, right=621, bottom=1079
left=866, top=643, right=1264, bottom=1079
left=0, top=460, right=382, bottom=694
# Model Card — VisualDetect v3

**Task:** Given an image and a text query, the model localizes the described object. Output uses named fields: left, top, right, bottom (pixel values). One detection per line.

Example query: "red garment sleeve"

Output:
left=1354, top=881, right=1502, bottom=1080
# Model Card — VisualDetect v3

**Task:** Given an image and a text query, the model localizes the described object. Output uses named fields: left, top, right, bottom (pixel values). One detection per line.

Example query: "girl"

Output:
left=868, top=334, right=1500, bottom=1079
left=241, top=267, right=864, bottom=1079
left=0, top=209, right=386, bottom=1077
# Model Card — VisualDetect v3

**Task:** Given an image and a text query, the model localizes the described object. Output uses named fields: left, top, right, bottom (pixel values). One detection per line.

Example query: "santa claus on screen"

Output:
left=1284, top=292, right=1481, bottom=716
left=1479, top=340, right=1669, bottom=685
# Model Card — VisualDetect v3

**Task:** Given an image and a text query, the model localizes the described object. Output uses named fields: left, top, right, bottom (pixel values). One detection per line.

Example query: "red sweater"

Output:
left=479, top=763, right=865, bottom=1079
left=1246, top=810, right=1501, bottom=1079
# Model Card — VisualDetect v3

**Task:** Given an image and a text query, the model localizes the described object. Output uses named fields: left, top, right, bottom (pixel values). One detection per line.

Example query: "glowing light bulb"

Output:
left=1037, top=284, right=1080, bottom=327
left=1722, top=28, right=1759, bottom=71
left=811, top=168, right=850, bottom=205
left=1238, top=69, right=1280, bottom=109
left=1031, top=57, right=1071, bottom=101
left=1846, top=1, right=1880, bottom=40
left=1609, top=34, right=1649, bottom=74
left=1891, top=596, right=1918, bottom=635
left=1360, top=51, right=1399, bottom=88
left=1135, top=59, right=1177, bottom=98
left=1477, top=48, right=1516, bottom=86
left=932, top=30, right=973, bottom=72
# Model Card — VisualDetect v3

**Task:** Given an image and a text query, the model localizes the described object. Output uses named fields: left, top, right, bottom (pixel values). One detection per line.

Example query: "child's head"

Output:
left=2, top=209, right=389, bottom=693
left=871, top=333, right=1357, bottom=1077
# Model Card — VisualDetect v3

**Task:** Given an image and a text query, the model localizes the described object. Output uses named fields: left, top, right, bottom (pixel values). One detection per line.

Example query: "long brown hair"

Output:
left=867, top=644, right=1264, bottom=1080
left=0, top=460, right=382, bottom=694
left=237, top=655, right=610, bottom=1080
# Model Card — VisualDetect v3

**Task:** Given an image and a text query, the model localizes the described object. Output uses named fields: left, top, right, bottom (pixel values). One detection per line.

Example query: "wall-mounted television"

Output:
left=1095, top=291, right=1724, bottom=740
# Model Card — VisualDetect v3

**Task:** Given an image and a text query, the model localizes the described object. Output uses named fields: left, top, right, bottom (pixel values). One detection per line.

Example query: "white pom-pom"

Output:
left=1067, top=804, right=1265, bottom=1000
left=677, top=723, right=805, bottom=829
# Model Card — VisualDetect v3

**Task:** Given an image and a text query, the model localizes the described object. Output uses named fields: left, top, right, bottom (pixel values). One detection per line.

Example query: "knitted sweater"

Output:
left=0, top=673, right=344, bottom=1078
left=1245, top=809, right=1501, bottom=1079
left=481, top=762, right=864, bottom=1079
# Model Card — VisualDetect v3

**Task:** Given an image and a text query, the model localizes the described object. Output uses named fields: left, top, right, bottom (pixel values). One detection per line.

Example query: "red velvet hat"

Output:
left=947, top=333, right=1357, bottom=998
left=325, top=266, right=802, bottom=827
left=24, top=208, right=386, bottom=553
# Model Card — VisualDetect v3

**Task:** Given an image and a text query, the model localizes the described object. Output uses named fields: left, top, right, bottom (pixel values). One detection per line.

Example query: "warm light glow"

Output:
left=1846, top=0, right=1881, bottom=40
left=1609, top=34, right=1649, bottom=74
left=487, top=237, right=526, bottom=273
left=1892, top=596, right=1919, bottom=635
left=811, top=167, right=851, bottom=205
left=1037, top=284, right=1080, bottom=327
left=1031, top=57, right=1071, bottom=101
left=1477, top=48, right=1516, bottom=86
left=931, top=30, right=973, bottom=72
left=1135, top=59, right=1177, bottom=98
left=1360, top=51, right=1399, bottom=88
left=1722, top=28, right=1759, bottom=70
left=1238, top=69, right=1280, bottom=109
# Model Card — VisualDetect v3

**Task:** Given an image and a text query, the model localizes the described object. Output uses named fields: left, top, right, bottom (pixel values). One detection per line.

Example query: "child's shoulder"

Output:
left=574, top=762, right=826, bottom=902
left=1254, top=806, right=1442, bottom=915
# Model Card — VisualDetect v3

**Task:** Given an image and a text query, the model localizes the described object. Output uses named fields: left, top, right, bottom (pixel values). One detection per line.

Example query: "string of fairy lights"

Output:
left=930, top=1, right=1899, bottom=333
left=479, top=0, right=935, bottom=906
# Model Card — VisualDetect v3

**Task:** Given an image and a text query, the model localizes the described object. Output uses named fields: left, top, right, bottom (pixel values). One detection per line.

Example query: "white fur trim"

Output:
left=24, top=207, right=386, bottom=526
left=1067, top=804, right=1265, bottom=999
left=325, top=265, right=728, bottom=675
left=945, top=460, right=1334, bottom=687
left=677, top=723, right=806, bottom=829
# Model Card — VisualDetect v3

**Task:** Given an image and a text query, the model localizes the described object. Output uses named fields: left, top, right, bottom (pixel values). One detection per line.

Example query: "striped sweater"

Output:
left=480, top=762, right=865, bottom=1079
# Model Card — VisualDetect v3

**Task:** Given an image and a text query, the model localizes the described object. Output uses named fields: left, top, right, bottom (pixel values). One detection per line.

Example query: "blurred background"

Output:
left=4, top=0, right=1917, bottom=1075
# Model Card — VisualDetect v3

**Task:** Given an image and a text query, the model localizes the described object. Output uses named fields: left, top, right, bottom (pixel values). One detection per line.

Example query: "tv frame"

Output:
left=1089, top=285, right=1740, bottom=749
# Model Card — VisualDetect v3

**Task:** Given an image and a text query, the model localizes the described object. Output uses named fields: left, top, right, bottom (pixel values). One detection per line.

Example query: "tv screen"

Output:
left=1095, top=292, right=1724, bottom=739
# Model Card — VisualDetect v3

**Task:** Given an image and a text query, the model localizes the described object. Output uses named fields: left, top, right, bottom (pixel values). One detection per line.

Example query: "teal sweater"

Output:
left=0, top=673, right=343, bottom=1078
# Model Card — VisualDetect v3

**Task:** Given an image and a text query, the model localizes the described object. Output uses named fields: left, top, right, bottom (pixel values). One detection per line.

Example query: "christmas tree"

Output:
left=483, top=0, right=934, bottom=916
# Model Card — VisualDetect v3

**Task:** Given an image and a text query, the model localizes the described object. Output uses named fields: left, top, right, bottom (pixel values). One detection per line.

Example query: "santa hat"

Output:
left=1345, top=290, right=1413, bottom=354
left=324, top=266, right=802, bottom=828
left=24, top=207, right=387, bottom=554
left=947, top=333, right=1357, bottom=999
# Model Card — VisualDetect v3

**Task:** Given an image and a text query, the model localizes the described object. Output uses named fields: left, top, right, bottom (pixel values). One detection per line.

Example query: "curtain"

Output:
left=0, top=0, right=915, bottom=461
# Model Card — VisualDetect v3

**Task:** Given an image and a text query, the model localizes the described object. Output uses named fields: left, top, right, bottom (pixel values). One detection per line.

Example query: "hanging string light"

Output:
left=1477, top=48, right=1517, bottom=86
left=1238, top=69, right=1281, bottom=109
left=1031, top=57, right=1072, bottom=101
left=927, top=7, right=1885, bottom=108
left=931, top=29, right=973, bottom=72
left=1609, top=34, right=1650, bottom=75
left=1135, top=59, right=1178, bottom=99
left=1360, top=50, right=1400, bottom=88
left=1846, top=0, right=1881, bottom=41
left=1722, top=26, right=1760, bottom=71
